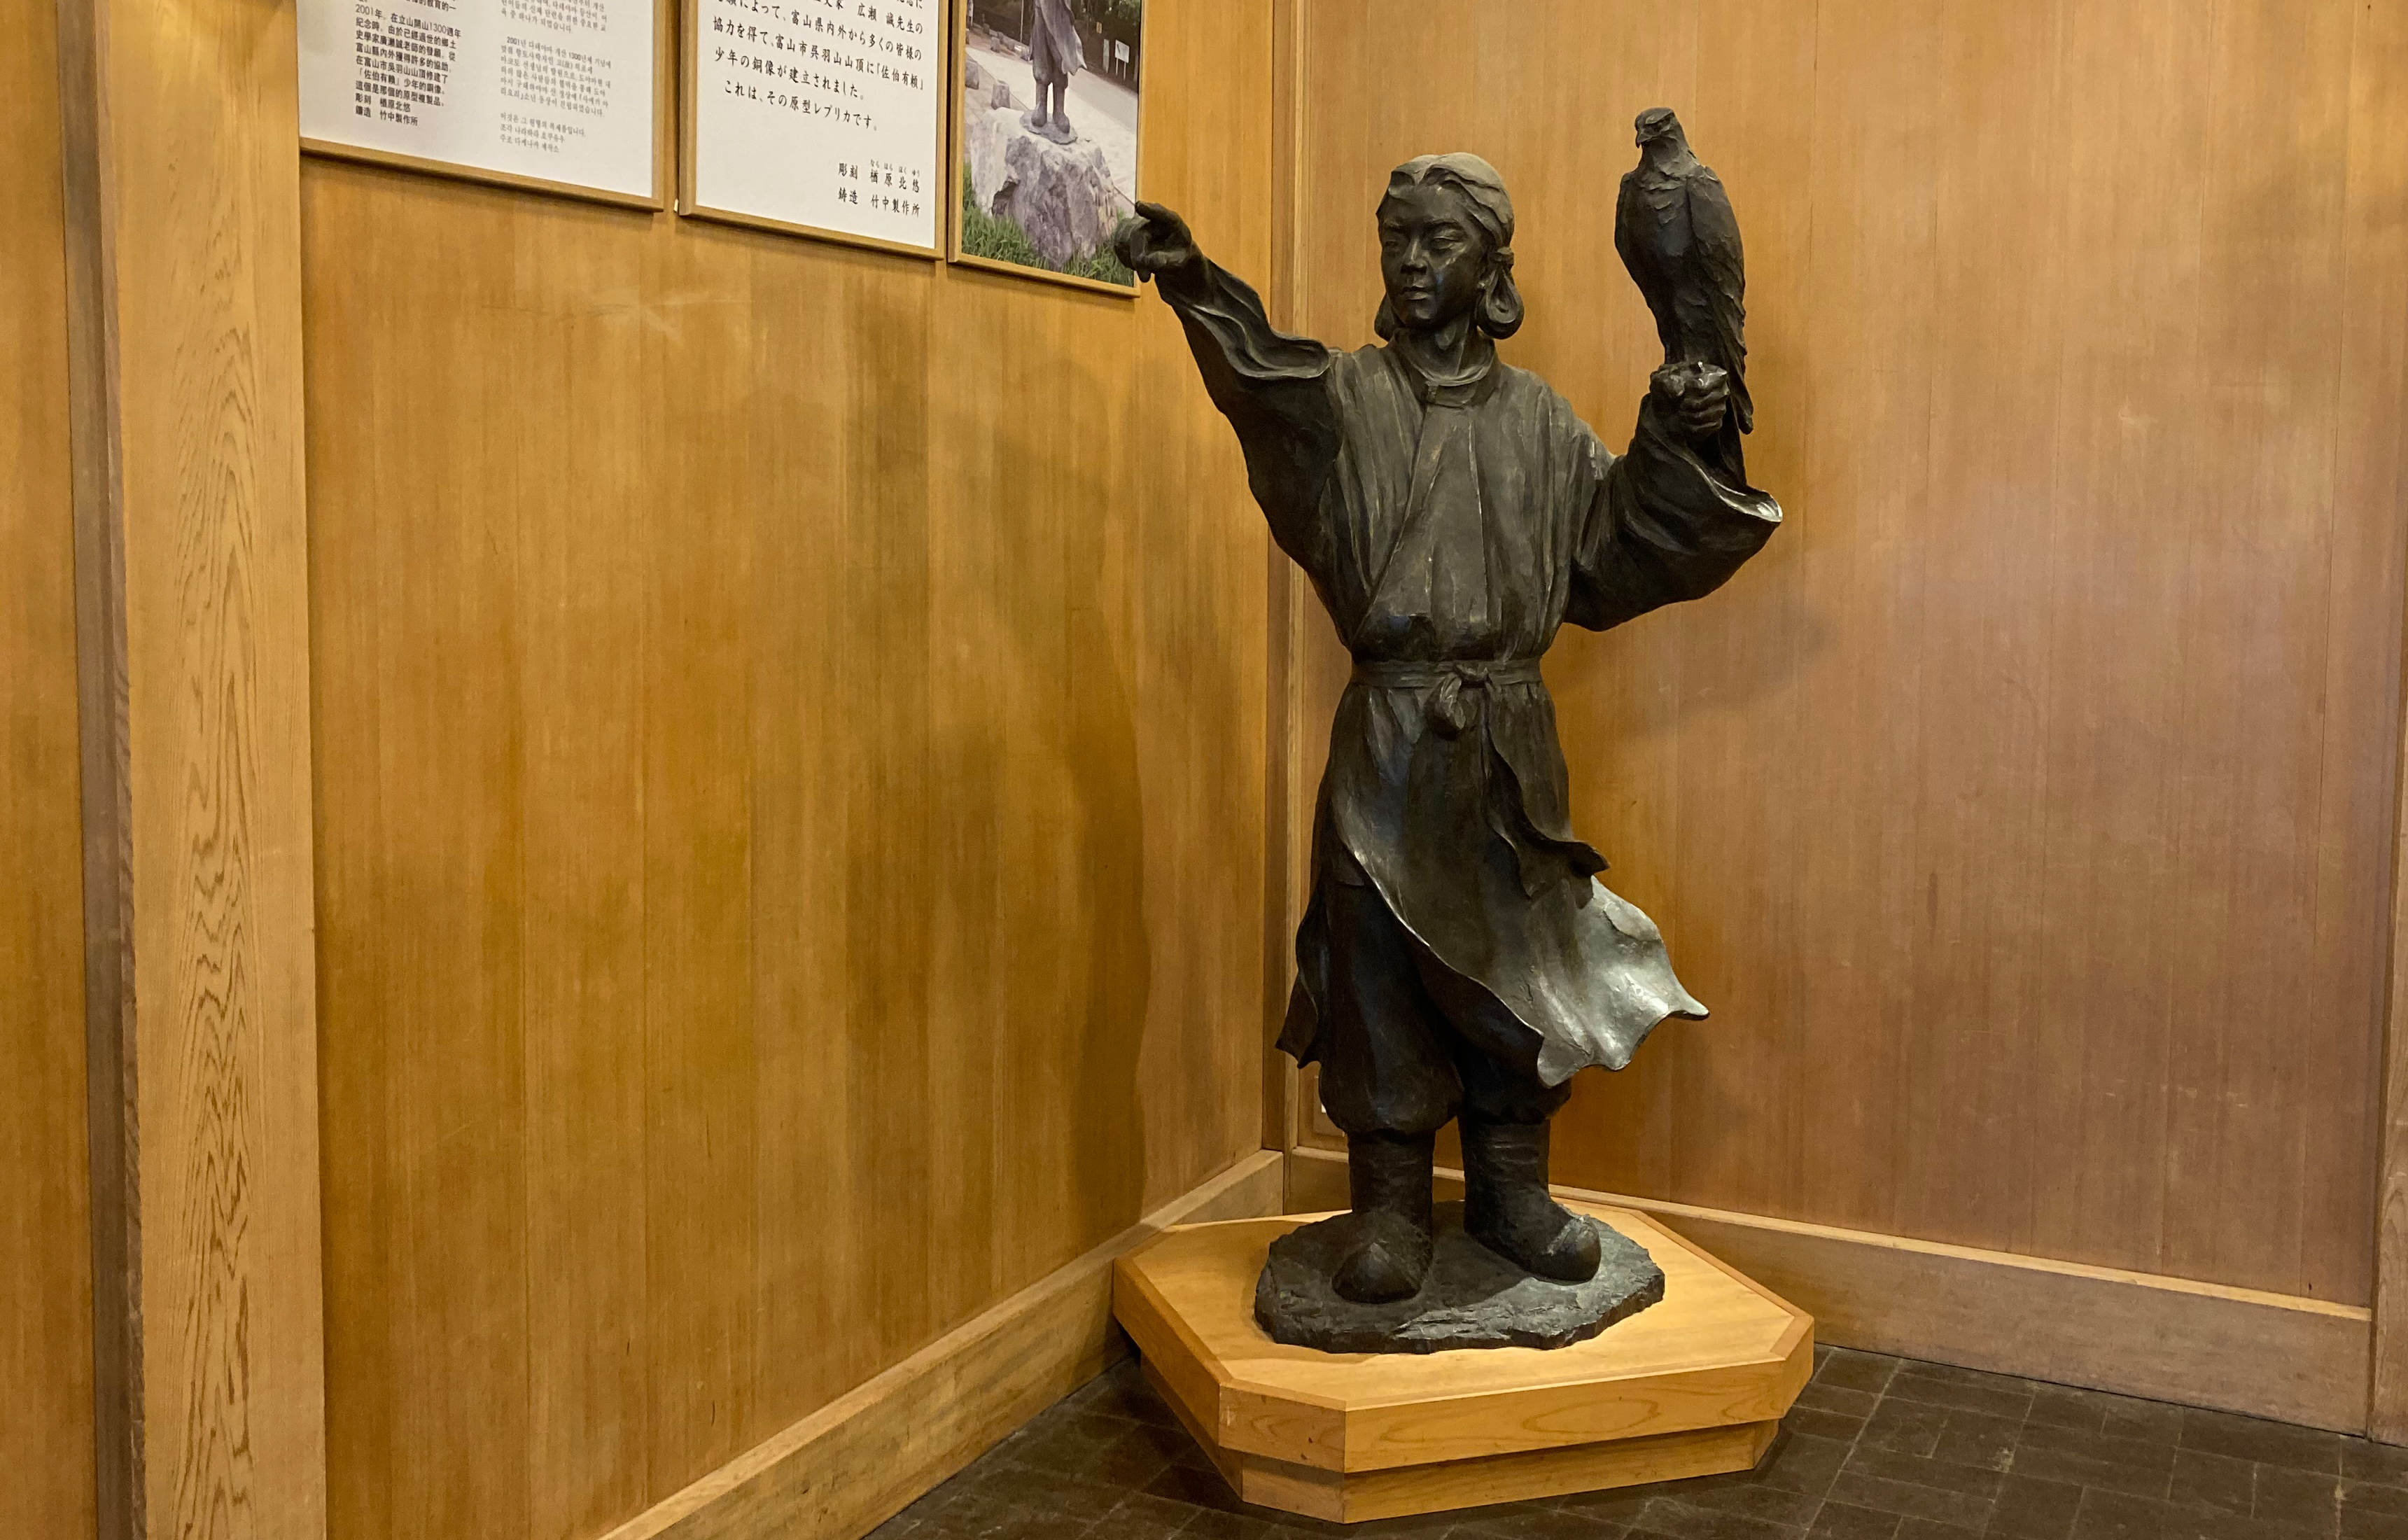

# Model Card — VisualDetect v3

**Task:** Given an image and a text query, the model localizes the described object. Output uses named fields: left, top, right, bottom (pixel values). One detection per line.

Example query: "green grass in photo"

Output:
left=961, top=163, right=1136, bottom=287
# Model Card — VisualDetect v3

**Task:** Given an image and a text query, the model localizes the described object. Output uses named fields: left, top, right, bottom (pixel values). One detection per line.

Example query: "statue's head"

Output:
left=1375, top=153, right=1522, bottom=342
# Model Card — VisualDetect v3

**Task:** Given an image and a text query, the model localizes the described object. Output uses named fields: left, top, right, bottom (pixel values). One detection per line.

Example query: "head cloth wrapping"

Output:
left=1378, top=153, right=1525, bottom=340
left=1388, top=153, right=1515, bottom=249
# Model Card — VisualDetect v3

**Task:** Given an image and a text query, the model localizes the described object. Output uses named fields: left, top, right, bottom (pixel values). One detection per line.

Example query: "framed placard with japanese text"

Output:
left=298, top=0, right=670, bottom=208
left=683, top=0, right=948, bottom=257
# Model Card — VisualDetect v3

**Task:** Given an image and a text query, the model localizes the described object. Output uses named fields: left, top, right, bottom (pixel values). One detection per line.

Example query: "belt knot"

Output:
left=1349, top=657, right=1543, bottom=737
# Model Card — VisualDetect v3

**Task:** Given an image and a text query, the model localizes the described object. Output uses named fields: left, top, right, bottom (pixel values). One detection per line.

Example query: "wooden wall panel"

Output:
left=302, top=4, right=1275, bottom=1536
left=0, top=0, right=96, bottom=1535
left=1287, top=0, right=2407, bottom=1305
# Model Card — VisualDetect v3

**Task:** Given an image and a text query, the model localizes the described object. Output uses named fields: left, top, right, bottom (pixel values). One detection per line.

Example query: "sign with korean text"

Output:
left=298, top=0, right=664, bottom=204
left=685, top=0, right=945, bottom=255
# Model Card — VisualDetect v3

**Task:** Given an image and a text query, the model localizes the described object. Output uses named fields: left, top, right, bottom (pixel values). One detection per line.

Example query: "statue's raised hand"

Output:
left=1115, top=201, right=1203, bottom=284
left=1651, top=361, right=1730, bottom=444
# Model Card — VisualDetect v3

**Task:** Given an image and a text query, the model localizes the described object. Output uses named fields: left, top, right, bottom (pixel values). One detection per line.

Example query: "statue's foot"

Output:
left=1334, top=1209, right=1434, bottom=1303
left=1462, top=1118, right=1600, bottom=1284
left=1336, top=1128, right=1437, bottom=1303
left=1467, top=1191, right=1600, bottom=1282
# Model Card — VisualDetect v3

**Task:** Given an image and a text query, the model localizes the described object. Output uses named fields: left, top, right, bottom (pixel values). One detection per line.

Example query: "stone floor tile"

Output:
left=1931, top=1412, right=2022, bottom=1476
left=2346, top=1482, right=2408, bottom=1520
left=1632, top=1494, right=1813, bottom=1540
left=2343, top=1510, right=2408, bottom=1540
left=1755, top=1432, right=1853, bottom=1498
left=1886, top=1369, right=2037, bottom=1424
left=1896, top=1521, right=1987, bottom=1540
left=2166, top=1450, right=2256, bottom=1517
left=2182, top=1411, right=2346, bottom=1477
left=2101, top=1402, right=2190, bottom=1450
left=1825, top=1472, right=1996, bottom=1532
left=1861, top=1400, right=1954, bottom=1460
left=1985, top=1476, right=2084, bottom=1540
left=1450, top=1504, right=1633, bottom=1537
left=1790, top=1407, right=1875, bottom=1444
left=2027, top=1387, right=2119, bottom=1436
left=1809, top=1502, right=1906, bottom=1540
left=1672, top=1478, right=1826, bottom=1528
left=1819, top=1350, right=1905, bottom=1396
left=2344, top=1446, right=2408, bottom=1491
left=1074, top=1362, right=1184, bottom=1427
left=2249, top=1467, right=2339, bottom=1533
left=1801, top=1383, right=1886, bottom=1420
left=1844, top=1446, right=2009, bottom=1501
left=2009, top=1443, right=2172, bottom=1504
left=2344, top=1482, right=2408, bottom=1540
left=2073, top=1486, right=2332, bottom=1540
left=970, top=1463, right=1133, bottom=1527
left=1175, top=1509, right=1333, bottom=1540
left=2017, top=1422, right=2180, bottom=1480
left=1558, top=1484, right=1674, bottom=1523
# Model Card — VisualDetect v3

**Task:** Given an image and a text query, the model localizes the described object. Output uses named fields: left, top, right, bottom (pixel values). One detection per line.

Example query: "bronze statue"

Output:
left=1119, top=120, right=1778, bottom=1316
left=1023, top=0, right=1084, bottom=144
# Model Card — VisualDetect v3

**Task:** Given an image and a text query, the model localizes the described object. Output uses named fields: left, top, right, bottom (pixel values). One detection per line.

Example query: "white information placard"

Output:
left=299, top=0, right=664, bottom=206
left=685, top=0, right=946, bottom=256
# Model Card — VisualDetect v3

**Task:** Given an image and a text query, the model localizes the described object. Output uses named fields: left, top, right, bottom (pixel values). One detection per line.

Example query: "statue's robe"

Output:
left=1030, top=0, right=1084, bottom=86
left=1159, top=257, right=1782, bottom=1086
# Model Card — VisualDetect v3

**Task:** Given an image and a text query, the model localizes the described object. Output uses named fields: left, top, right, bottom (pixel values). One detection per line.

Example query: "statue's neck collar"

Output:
left=1390, top=331, right=1499, bottom=407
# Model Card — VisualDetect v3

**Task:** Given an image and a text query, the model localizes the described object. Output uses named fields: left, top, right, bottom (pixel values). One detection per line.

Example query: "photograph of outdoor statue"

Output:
left=1119, top=118, right=1782, bottom=1352
left=951, top=0, right=1144, bottom=290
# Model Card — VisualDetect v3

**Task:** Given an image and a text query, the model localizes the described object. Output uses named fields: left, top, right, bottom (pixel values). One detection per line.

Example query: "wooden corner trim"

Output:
left=600, top=1149, right=1285, bottom=1540
left=1282, top=1147, right=2371, bottom=1434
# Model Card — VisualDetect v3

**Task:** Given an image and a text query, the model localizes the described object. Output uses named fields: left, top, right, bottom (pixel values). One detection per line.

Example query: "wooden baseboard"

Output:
left=602, top=1149, right=1287, bottom=1540
left=1284, top=1147, right=2371, bottom=1434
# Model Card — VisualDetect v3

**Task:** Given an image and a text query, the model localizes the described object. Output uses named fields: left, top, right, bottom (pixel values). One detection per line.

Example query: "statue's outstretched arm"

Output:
left=1121, top=204, right=1340, bottom=573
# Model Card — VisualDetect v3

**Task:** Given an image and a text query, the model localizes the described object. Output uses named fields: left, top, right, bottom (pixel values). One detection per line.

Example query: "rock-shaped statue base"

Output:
left=1020, top=108, right=1079, bottom=146
left=1254, top=1202, right=1665, bottom=1354
left=962, top=57, right=1129, bottom=270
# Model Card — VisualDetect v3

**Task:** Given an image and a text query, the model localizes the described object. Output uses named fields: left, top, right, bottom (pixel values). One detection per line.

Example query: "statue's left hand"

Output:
left=1651, top=362, right=1730, bottom=443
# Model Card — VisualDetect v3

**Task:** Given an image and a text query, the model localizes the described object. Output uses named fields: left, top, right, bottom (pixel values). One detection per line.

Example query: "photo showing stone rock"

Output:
left=957, top=0, right=1142, bottom=286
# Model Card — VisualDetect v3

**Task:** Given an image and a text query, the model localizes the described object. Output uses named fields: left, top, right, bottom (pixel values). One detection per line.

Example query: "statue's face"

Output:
left=1377, top=183, right=1491, bottom=335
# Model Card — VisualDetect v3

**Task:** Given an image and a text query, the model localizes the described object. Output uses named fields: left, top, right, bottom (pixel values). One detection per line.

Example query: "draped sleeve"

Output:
left=1155, top=256, right=1343, bottom=575
left=1568, top=393, right=1784, bottom=632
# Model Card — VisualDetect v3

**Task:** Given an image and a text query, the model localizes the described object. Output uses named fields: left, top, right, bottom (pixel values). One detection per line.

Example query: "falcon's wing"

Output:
left=1683, top=168, right=1752, bottom=432
left=1616, top=169, right=1679, bottom=359
left=1614, top=170, right=1648, bottom=298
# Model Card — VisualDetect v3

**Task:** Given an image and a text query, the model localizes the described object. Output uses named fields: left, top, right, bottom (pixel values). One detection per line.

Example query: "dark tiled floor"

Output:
left=870, top=1346, right=2398, bottom=1540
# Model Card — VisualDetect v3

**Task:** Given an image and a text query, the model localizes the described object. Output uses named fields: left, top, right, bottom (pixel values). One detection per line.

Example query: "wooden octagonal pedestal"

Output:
left=1111, top=1200, right=1814, bottom=1525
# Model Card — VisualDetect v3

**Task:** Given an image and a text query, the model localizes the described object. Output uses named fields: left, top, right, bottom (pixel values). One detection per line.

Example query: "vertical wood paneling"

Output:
left=302, top=3, right=1275, bottom=1534
left=1, top=0, right=97, bottom=1536
left=2355, top=0, right=2408, bottom=1449
left=59, top=0, right=331, bottom=1533
left=1289, top=0, right=2405, bottom=1306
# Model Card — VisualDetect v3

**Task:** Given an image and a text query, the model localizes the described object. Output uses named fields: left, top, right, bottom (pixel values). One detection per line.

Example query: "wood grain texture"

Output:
left=598, top=1151, right=1282, bottom=1540
left=302, top=4, right=1277, bottom=1535
left=2, top=1, right=97, bottom=1537
left=58, top=0, right=332, bottom=1534
left=1149, top=1363, right=1777, bottom=1528
left=1284, top=0, right=2408, bottom=1305
left=2358, top=0, right=2408, bottom=1450
left=1287, top=1149, right=2373, bottom=1434
left=1114, top=1203, right=1811, bottom=1476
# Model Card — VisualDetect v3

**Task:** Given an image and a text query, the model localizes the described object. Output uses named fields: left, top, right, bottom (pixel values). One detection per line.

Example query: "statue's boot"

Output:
left=1462, top=1117, right=1600, bottom=1283
left=1333, top=1130, right=1435, bottom=1303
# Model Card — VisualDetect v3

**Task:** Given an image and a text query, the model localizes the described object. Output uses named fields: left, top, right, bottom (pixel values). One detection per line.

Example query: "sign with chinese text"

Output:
left=685, top=0, right=946, bottom=255
left=298, top=0, right=664, bottom=204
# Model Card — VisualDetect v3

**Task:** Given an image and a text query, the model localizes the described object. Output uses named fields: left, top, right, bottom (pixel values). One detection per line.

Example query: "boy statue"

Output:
left=1116, top=150, right=1781, bottom=1306
left=1023, top=0, right=1084, bottom=144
